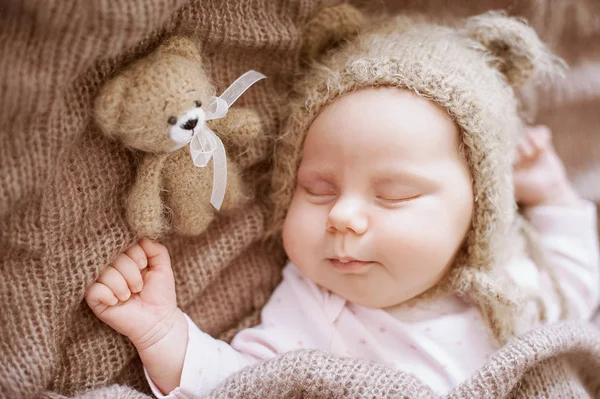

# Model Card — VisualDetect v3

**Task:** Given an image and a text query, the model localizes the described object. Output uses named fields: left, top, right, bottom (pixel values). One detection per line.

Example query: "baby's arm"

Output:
left=523, top=200, right=599, bottom=320
left=513, top=126, right=600, bottom=319
left=85, top=241, right=310, bottom=398
left=85, top=239, right=188, bottom=394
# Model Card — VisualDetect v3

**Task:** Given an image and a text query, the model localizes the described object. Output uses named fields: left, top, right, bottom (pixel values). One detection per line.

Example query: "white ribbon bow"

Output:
left=184, top=70, right=266, bottom=210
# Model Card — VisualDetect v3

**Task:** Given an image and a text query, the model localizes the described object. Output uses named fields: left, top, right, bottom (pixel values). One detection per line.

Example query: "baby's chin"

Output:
left=326, top=280, right=420, bottom=309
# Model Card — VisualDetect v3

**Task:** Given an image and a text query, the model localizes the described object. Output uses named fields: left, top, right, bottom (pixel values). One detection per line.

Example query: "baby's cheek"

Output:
left=375, top=209, right=444, bottom=263
left=282, top=199, right=323, bottom=261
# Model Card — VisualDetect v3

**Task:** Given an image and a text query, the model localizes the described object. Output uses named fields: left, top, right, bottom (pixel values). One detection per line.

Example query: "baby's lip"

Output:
left=327, top=257, right=374, bottom=274
left=328, top=256, right=370, bottom=263
left=336, top=257, right=358, bottom=263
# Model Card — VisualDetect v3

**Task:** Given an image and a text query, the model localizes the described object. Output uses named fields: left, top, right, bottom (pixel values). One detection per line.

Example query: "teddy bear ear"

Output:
left=93, top=72, right=129, bottom=136
left=154, top=36, right=202, bottom=63
left=301, top=3, right=365, bottom=64
left=465, top=12, right=564, bottom=88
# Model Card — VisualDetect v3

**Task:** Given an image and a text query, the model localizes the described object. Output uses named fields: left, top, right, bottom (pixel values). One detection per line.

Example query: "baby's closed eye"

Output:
left=297, top=173, right=337, bottom=200
left=376, top=193, right=421, bottom=204
left=374, top=184, right=421, bottom=205
left=303, top=181, right=336, bottom=196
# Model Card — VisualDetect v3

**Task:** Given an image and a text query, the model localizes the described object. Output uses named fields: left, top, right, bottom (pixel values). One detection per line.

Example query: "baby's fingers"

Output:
left=125, top=242, right=148, bottom=270
left=139, top=238, right=172, bottom=274
left=97, top=266, right=131, bottom=302
left=85, top=282, right=118, bottom=311
left=113, top=253, right=144, bottom=293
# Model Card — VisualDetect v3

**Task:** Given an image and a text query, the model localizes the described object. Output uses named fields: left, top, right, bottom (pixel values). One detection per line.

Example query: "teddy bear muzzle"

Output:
left=169, top=107, right=207, bottom=148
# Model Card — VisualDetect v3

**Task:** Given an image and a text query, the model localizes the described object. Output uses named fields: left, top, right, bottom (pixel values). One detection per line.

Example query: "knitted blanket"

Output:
left=1, top=0, right=599, bottom=398
left=206, top=322, right=600, bottom=398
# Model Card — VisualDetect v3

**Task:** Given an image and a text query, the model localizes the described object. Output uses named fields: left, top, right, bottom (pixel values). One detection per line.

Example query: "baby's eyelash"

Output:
left=376, top=195, right=421, bottom=204
left=304, top=187, right=336, bottom=196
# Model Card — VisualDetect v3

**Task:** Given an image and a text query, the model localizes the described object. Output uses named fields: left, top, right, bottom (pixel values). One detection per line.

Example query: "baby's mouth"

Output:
left=327, top=257, right=374, bottom=274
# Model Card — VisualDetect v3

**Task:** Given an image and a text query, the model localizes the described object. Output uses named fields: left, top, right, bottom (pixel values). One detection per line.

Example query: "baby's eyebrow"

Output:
left=297, top=165, right=334, bottom=178
left=372, top=169, right=436, bottom=187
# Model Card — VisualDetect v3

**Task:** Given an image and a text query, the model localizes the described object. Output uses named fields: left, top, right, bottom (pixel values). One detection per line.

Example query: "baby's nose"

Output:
left=181, top=118, right=198, bottom=130
left=326, top=198, right=368, bottom=235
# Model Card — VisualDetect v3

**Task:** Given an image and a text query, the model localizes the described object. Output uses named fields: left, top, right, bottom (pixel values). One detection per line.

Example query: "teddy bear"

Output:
left=93, top=36, right=265, bottom=239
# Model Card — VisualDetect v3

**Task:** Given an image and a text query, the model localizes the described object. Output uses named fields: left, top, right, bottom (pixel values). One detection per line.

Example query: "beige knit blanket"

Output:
left=1, top=1, right=599, bottom=398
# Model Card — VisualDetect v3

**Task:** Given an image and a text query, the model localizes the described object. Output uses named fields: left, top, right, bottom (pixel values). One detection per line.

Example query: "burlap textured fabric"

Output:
left=2, top=1, right=600, bottom=398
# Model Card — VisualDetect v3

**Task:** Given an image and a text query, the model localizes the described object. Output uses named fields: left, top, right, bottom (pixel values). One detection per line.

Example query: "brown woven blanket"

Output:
left=1, top=0, right=599, bottom=398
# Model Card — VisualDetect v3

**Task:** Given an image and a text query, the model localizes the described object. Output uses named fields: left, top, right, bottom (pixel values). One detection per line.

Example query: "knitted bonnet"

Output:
left=271, top=8, right=562, bottom=343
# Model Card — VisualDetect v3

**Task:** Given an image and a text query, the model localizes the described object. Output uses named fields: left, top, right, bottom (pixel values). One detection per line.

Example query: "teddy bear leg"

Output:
left=173, top=204, right=215, bottom=236
left=126, top=198, right=168, bottom=239
left=126, top=154, right=169, bottom=239
left=220, top=160, right=251, bottom=211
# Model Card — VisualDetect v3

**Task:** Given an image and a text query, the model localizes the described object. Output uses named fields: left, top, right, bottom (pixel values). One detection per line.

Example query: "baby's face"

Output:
left=282, top=88, right=473, bottom=308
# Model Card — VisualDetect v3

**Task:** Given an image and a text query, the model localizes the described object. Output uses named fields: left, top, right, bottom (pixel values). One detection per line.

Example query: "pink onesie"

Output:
left=147, top=203, right=599, bottom=398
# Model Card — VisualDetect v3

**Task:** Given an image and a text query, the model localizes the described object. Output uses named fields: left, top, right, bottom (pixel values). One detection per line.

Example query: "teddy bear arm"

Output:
left=126, top=154, right=169, bottom=239
left=210, top=107, right=264, bottom=148
left=209, top=107, right=269, bottom=168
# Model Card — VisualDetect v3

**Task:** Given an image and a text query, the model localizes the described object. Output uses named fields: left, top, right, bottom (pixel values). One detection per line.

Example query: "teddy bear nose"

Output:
left=181, top=118, right=198, bottom=130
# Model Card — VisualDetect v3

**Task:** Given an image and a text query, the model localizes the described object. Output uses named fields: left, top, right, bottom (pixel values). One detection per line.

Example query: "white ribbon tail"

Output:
left=207, top=128, right=227, bottom=210
left=218, top=70, right=267, bottom=107
left=189, top=128, right=227, bottom=210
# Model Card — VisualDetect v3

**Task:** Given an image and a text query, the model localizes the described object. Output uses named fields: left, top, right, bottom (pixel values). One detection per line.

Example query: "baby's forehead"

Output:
left=302, top=88, right=463, bottom=164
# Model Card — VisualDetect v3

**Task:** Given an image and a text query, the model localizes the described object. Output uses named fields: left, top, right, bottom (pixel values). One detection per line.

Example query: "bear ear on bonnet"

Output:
left=301, top=3, right=366, bottom=64
left=464, top=11, right=565, bottom=88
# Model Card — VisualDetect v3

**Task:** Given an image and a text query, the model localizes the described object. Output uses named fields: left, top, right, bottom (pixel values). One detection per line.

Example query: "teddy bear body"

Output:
left=94, top=36, right=263, bottom=238
left=162, top=148, right=247, bottom=235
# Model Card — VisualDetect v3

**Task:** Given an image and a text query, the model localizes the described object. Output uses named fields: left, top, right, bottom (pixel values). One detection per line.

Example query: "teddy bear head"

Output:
left=94, top=36, right=216, bottom=153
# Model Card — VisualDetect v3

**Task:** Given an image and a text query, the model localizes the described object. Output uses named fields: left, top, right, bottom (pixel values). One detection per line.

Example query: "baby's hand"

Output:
left=85, top=238, right=178, bottom=349
left=513, top=125, right=583, bottom=208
